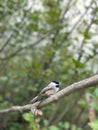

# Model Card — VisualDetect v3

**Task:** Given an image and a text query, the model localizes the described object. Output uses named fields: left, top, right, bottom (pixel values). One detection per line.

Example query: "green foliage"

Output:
left=43, top=120, right=83, bottom=130
left=49, top=125, right=60, bottom=130
left=89, top=120, right=98, bottom=130
left=0, top=76, right=8, bottom=82
left=78, top=99, right=87, bottom=108
left=8, top=122, right=24, bottom=130
left=0, top=0, right=98, bottom=129
left=58, top=122, right=70, bottom=129
left=94, top=88, right=98, bottom=97
left=72, top=58, right=85, bottom=68
left=23, top=112, right=38, bottom=130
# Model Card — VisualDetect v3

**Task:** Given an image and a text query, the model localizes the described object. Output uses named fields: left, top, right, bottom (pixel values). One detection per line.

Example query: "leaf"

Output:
left=64, top=122, right=70, bottom=129
left=84, top=28, right=91, bottom=39
left=78, top=99, right=87, bottom=108
left=44, top=120, right=48, bottom=126
left=89, top=120, right=98, bottom=130
left=72, top=58, right=84, bottom=68
left=91, top=103, right=98, bottom=111
left=0, top=76, right=8, bottom=82
left=49, top=125, right=59, bottom=130
left=94, top=88, right=98, bottom=97
left=22, top=113, right=34, bottom=122
left=84, top=33, right=91, bottom=39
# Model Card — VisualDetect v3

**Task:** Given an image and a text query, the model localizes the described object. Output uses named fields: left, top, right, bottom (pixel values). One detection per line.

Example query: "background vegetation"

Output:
left=0, top=0, right=98, bottom=130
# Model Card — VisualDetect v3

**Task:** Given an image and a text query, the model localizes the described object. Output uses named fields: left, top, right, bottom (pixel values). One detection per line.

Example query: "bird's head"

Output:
left=52, top=80, right=59, bottom=88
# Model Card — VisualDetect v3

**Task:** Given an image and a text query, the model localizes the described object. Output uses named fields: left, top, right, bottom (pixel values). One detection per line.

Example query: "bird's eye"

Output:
left=56, top=85, right=59, bottom=87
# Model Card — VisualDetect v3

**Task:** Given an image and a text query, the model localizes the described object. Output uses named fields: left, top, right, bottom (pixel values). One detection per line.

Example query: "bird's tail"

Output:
left=29, top=96, right=39, bottom=104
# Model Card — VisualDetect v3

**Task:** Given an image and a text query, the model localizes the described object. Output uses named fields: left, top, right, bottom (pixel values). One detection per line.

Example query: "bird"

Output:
left=29, top=81, right=60, bottom=104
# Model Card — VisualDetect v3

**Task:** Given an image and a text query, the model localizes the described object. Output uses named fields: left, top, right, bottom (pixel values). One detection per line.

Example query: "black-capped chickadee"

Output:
left=30, top=81, right=60, bottom=104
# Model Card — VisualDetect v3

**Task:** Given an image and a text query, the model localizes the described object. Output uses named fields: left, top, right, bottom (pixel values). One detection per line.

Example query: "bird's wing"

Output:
left=40, top=84, right=56, bottom=96
left=29, top=96, right=39, bottom=104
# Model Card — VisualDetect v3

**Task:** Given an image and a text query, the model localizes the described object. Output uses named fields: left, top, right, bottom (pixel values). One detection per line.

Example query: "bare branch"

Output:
left=0, top=74, right=98, bottom=114
left=0, top=34, right=13, bottom=52
left=86, top=93, right=96, bottom=122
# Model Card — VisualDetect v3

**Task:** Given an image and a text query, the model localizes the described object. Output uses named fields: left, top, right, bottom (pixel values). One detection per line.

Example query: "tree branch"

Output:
left=0, top=34, right=13, bottom=52
left=0, top=74, right=98, bottom=114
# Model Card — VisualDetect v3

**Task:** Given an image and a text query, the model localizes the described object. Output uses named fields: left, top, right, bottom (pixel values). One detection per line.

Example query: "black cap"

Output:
left=52, top=80, right=59, bottom=84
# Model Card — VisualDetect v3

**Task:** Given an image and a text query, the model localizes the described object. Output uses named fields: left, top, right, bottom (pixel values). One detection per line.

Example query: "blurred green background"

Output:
left=0, top=0, right=98, bottom=130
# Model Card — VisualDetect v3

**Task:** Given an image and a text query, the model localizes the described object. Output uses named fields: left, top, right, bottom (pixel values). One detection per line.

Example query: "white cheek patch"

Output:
left=56, top=87, right=59, bottom=92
